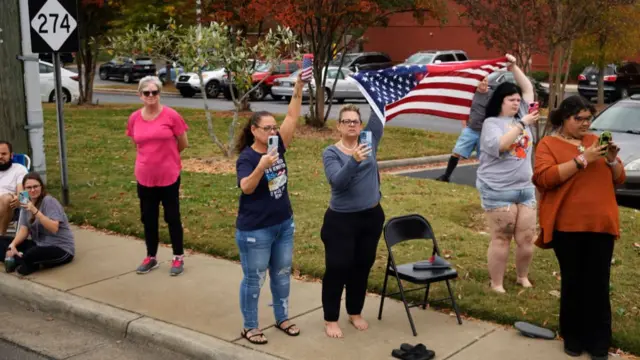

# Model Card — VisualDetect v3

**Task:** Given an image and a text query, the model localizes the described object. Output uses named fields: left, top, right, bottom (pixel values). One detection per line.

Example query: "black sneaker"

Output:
left=435, top=174, right=450, bottom=182
left=136, top=257, right=159, bottom=274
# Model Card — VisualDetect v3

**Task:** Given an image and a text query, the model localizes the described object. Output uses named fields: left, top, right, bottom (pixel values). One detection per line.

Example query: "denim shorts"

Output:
left=477, top=181, right=536, bottom=210
left=452, top=127, right=481, bottom=159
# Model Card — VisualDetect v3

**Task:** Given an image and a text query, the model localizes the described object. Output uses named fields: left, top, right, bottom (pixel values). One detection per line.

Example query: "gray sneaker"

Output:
left=170, top=256, right=184, bottom=276
left=136, top=257, right=159, bottom=274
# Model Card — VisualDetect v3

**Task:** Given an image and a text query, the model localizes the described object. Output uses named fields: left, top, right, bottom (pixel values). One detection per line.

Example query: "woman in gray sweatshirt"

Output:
left=320, top=104, right=385, bottom=338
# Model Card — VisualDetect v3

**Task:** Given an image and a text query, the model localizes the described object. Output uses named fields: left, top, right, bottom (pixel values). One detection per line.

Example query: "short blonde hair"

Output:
left=338, top=104, right=361, bottom=122
left=138, top=76, right=163, bottom=93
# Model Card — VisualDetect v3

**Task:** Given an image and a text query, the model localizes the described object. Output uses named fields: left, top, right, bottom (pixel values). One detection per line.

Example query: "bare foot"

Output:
left=325, top=321, right=343, bottom=338
left=348, top=315, right=369, bottom=331
left=517, top=277, right=533, bottom=288
left=490, top=283, right=506, bottom=293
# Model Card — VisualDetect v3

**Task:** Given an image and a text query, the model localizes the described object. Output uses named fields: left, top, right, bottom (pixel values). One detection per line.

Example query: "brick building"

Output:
left=362, top=6, right=551, bottom=71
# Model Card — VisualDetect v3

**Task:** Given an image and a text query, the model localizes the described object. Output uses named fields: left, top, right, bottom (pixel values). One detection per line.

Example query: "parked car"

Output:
left=578, top=62, right=640, bottom=102
left=401, top=50, right=469, bottom=65
left=487, top=70, right=551, bottom=107
left=38, top=61, right=79, bottom=103
left=157, top=62, right=185, bottom=84
left=589, top=94, right=640, bottom=209
left=271, top=66, right=364, bottom=103
left=175, top=66, right=226, bottom=98
left=221, top=60, right=299, bottom=101
left=329, top=52, right=392, bottom=72
left=98, top=57, right=157, bottom=83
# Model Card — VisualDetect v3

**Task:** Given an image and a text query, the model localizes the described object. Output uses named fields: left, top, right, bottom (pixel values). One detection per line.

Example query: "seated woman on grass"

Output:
left=0, top=172, right=75, bottom=275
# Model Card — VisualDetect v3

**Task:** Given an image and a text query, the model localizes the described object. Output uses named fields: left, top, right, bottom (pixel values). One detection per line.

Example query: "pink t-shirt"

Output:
left=126, top=106, right=188, bottom=187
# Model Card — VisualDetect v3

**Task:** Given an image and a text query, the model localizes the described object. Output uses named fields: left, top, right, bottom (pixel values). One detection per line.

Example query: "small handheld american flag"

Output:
left=301, top=54, right=313, bottom=82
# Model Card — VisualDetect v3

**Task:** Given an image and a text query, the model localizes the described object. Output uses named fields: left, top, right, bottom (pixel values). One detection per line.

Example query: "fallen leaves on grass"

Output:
left=548, top=290, right=561, bottom=298
left=182, top=157, right=236, bottom=175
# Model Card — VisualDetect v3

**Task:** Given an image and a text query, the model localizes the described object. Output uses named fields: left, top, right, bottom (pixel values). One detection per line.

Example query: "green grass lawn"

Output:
left=42, top=104, right=640, bottom=354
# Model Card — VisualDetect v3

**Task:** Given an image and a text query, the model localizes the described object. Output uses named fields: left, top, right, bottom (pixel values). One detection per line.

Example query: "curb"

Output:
left=378, top=153, right=476, bottom=170
left=0, top=273, right=279, bottom=360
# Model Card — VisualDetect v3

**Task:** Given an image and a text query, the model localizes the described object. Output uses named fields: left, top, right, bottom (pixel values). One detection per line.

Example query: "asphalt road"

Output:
left=93, top=92, right=466, bottom=133
left=401, top=163, right=479, bottom=187
left=0, top=295, right=186, bottom=360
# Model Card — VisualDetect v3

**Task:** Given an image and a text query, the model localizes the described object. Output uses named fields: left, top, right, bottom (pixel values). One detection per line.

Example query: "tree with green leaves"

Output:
left=105, top=21, right=301, bottom=157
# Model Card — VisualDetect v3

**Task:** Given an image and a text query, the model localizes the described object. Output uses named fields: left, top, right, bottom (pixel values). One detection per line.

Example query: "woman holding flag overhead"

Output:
left=320, top=104, right=385, bottom=338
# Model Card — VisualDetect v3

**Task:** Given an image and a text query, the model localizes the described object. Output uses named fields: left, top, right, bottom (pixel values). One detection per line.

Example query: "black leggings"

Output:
left=552, top=231, right=614, bottom=357
left=320, top=204, right=385, bottom=322
left=137, top=177, right=184, bottom=257
left=0, top=237, right=73, bottom=274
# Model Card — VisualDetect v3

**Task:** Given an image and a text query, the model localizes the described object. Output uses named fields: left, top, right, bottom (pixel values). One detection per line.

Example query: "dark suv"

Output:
left=578, top=62, right=640, bottom=102
left=329, top=52, right=392, bottom=72
left=99, top=57, right=157, bottom=83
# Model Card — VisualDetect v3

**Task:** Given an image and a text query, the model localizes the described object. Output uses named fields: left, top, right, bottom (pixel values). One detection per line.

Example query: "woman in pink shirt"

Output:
left=126, top=76, right=189, bottom=276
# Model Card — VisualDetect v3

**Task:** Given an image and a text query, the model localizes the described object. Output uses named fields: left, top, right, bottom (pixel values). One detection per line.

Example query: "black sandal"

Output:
left=276, top=320, right=300, bottom=336
left=241, top=328, right=268, bottom=344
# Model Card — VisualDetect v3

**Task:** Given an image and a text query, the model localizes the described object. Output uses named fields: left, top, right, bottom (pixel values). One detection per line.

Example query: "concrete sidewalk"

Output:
left=0, top=227, right=582, bottom=360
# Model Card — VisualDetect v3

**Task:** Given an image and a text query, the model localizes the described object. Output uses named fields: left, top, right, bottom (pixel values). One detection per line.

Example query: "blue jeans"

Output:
left=477, top=180, right=536, bottom=210
left=235, top=217, right=294, bottom=329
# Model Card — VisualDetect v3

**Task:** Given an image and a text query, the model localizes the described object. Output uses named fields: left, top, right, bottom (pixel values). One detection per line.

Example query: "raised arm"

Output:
left=365, top=108, right=384, bottom=149
left=279, top=74, right=305, bottom=148
left=323, top=149, right=360, bottom=191
left=507, top=53, right=534, bottom=104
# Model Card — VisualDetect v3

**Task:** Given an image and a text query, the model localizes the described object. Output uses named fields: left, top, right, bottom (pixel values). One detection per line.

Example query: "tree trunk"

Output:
left=164, top=62, right=173, bottom=86
left=597, top=34, right=606, bottom=106
left=560, top=41, right=574, bottom=103
left=198, top=71, right=228, bottom=156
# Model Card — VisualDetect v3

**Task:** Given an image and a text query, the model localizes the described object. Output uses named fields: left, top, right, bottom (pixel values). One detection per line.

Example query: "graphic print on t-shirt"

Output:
left=508, top=126, right=531, bottom=159
left=265, top=158, right=287, bottom=199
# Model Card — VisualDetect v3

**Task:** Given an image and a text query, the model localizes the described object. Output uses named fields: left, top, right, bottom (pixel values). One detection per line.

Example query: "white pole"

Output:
left=18, top=0, right=47, bottom=182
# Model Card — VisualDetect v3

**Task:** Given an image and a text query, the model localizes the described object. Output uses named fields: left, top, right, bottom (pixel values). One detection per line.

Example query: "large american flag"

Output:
left=349, top=57, right=508, bottom=124
left=301, top=54, right=313, bottom=81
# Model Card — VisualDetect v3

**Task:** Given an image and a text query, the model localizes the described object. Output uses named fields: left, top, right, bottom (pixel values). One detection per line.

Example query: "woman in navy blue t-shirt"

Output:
left=234, top=73, right=305, bottom=345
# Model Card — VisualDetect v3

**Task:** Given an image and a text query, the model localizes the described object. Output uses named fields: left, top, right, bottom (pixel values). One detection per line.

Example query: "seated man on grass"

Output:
left=0, top=141, right=27, bottom=236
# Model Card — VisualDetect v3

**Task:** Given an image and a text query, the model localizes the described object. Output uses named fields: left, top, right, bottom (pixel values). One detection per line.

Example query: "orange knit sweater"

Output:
left=532, top=134, right=626, bottom=249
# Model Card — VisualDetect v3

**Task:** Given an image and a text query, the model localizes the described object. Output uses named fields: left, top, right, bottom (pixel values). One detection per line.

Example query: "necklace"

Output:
left=339, top=140, right=357, bottom=151
left=558, top=131, right=585, bottom=153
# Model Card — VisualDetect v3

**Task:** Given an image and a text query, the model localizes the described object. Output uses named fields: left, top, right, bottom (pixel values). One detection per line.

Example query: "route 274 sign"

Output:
left=28, top=0, right=79, bottom=53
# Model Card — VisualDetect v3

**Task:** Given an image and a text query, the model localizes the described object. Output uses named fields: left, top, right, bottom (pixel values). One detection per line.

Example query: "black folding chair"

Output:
left=378, top=214, right=462, bottom=336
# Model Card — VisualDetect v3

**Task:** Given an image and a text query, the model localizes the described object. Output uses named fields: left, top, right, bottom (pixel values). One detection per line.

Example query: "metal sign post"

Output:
left=28, top=0, right=78, bottom=205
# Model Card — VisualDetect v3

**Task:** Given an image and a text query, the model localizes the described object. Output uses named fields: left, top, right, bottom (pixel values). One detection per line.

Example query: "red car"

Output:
left=250, top=59, right=303, bottom=100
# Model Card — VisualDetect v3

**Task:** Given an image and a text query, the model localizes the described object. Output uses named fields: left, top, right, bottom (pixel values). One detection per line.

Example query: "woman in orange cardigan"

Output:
left=532, top=95, right=625, bottom=360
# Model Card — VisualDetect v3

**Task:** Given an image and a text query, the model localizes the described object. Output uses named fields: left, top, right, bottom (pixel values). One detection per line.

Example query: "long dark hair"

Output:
left=22, top=172, right=48, bottom=209
left=485, top=82, right=523, bottom=119
left=548, top=95, right=595, bottom=129
left=235, top=111, right=272, bottom=154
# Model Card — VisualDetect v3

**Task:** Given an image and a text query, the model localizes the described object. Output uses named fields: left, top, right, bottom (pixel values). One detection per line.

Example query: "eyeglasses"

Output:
left=574, top=115, right=593, bottom=123
left=25, top=185, right=41, bottom=191
left=142, top=90, right=159, bottom=97
left=257, top=125, right=279, bottom=132
left=339, top=119, right=361, bottom=126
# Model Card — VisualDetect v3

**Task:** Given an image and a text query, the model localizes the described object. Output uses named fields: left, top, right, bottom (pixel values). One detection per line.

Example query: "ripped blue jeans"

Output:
left=235, top=217, right=294, bottom=329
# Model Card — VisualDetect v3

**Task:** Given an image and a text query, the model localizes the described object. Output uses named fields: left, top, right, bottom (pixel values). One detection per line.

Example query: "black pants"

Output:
left=552, top=231, right=614, bottom=356
left=0, top=237, right=73, bottom=274
left=320, top=204, right=385, bottom=322
left=137, top=177, right=183, bottom=257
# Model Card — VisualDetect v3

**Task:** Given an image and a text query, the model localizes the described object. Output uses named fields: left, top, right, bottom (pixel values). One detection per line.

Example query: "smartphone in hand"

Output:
left=267, top=135, right=279, bottom=155
left=359, top=130, right=372, bottom=149
left=528, top=101, right=539, bottom=114
left=599, top=131, right=612, bottom=147
left=18, top=191, right=30, bottom=205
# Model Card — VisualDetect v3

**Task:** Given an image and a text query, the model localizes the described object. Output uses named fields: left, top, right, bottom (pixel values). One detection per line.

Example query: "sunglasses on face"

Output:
left=142, top=90, right=159, bottom=97
left=257, top=125, right=279, bottom=132
left=339, top=119, right=361, bottom=126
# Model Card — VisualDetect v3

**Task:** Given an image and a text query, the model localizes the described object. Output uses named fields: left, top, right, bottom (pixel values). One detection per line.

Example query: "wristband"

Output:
left=577, top=154, right=587, bottom=169
left=573, top=158, right=583, bottom=170
left=517, top=120, right=526, bottom=130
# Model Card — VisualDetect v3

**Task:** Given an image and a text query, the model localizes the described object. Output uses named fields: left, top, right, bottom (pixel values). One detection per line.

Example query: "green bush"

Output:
left=531, top=71, right=549, bottom=82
